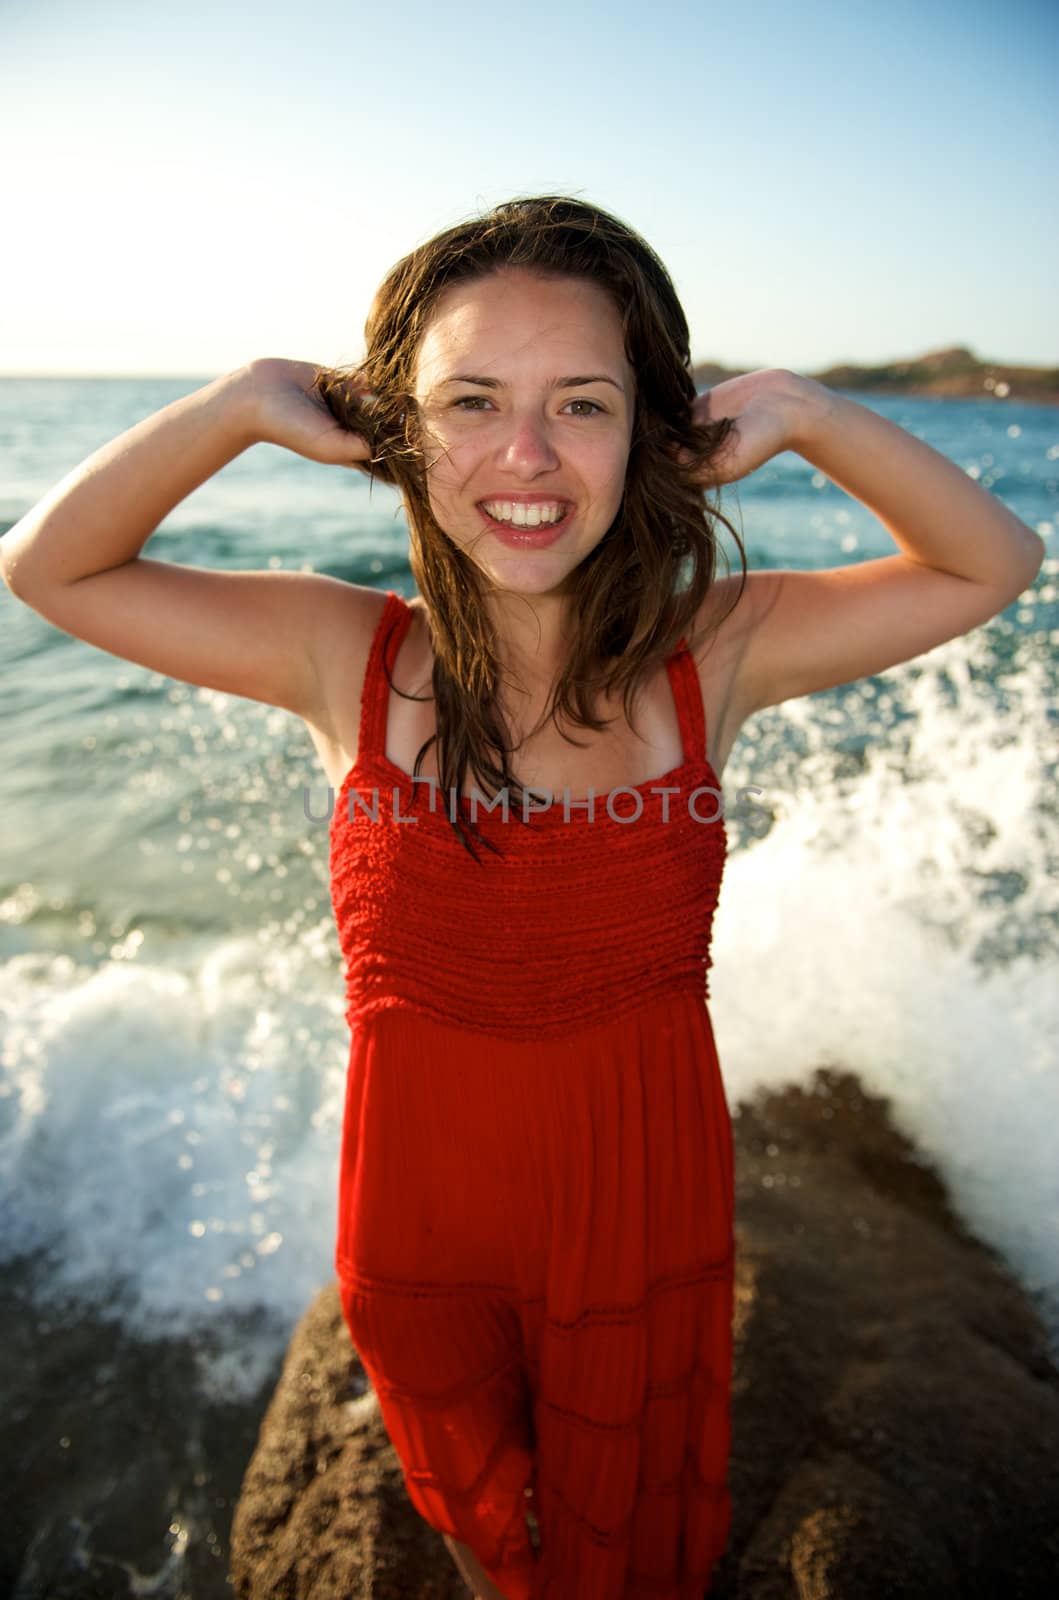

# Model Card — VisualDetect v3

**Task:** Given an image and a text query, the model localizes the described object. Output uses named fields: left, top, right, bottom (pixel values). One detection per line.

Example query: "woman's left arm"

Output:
left=698, top=369, right=1047, bottom=713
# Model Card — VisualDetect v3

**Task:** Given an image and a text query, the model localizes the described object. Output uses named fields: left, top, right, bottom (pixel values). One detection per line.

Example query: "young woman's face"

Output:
left=411, top=268, right=636, bottom=597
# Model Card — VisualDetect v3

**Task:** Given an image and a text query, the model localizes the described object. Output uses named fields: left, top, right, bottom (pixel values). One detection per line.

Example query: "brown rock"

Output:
left=229, top=1287, right=466, bottom=1599
left=231, top=1070, right=1059, bottom=1597
left=690, top=348, right=1059, bottom=404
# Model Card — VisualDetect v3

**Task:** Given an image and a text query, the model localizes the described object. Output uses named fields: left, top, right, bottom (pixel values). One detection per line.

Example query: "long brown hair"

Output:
left=314, top=195, right=746, bottom=860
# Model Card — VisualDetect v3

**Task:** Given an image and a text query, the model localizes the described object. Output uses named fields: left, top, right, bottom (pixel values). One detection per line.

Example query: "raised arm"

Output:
left=694, top=370, right=1046, bottom=714
left=0, top=359, right=374, bottom=727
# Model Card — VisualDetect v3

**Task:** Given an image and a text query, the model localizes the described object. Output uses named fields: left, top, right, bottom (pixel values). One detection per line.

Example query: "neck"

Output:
left=481, top=587, right=580, bottom=691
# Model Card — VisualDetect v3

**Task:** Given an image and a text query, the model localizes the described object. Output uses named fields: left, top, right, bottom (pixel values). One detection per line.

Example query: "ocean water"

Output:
left=1, top=377, right=1057, bottom=1413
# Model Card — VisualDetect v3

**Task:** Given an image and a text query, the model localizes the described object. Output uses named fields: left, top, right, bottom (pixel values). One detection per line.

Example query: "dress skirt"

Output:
left=334, top=986, right=735, bottom=1599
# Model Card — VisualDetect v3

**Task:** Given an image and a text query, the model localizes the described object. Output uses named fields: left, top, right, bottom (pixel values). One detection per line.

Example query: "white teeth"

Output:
left=482, top=500, right=566, bottom=526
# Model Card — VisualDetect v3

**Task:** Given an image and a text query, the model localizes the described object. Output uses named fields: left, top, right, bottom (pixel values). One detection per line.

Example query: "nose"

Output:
left=497, top=411, right=561, bottom=477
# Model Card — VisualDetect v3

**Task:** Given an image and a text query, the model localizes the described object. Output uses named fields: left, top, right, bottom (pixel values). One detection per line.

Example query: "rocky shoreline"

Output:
left=5, top=1067, right=1059, bottom=1597
left=692, top=345, right=1059, bottom=406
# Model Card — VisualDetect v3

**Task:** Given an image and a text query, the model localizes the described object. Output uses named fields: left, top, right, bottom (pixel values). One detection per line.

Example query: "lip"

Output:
left=476, top=499, right=573, bottom=548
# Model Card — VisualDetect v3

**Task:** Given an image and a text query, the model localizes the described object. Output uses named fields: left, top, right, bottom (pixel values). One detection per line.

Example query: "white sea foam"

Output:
left=713, top=631, right=1058, bottom=1350
left=0, top=931, right=348, bottom=1395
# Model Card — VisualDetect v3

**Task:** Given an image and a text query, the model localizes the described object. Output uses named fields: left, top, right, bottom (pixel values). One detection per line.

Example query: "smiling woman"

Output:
left=311, top=198, right=747, bottom=863
left=0, top=193, right=1043, bottom=1600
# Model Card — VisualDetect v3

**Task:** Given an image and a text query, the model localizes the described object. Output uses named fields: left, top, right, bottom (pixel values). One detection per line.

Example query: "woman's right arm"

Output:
left=0, top=359, right=374, bottom=729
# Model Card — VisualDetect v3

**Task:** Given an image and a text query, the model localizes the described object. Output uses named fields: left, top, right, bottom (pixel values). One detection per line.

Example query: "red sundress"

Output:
left=329, top=589, right=734, bottom=1599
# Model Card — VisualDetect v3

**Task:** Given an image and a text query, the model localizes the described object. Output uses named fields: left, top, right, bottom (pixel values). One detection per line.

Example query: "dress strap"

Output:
left=665, top=638, right=708, bottom=765
left=358, top=598, right=708, bottom=771
left=357, top=590, right=413, bottom=764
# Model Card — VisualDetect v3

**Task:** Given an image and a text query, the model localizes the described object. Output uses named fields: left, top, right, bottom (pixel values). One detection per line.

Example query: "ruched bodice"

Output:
left=329, top=590, right=728, bottom=1040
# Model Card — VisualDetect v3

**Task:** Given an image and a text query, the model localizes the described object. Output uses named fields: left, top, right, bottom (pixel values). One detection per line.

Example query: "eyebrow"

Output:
left=439, top=373, right=625, bottom=393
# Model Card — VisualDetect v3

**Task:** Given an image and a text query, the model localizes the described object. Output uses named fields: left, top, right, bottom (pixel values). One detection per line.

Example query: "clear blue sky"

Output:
left=1, top=0, right=1055, bottom=376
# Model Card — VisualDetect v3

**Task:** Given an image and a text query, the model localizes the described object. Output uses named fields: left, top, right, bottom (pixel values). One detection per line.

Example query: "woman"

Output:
left=0, top=196, right=1043, bottom=1599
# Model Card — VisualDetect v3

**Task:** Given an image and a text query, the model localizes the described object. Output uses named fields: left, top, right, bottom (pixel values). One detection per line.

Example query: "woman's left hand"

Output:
left=689, top=368, right=829, bottom=485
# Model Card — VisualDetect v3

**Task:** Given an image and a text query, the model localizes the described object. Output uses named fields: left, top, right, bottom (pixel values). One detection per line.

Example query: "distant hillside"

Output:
left=691, top=345, right=1059, bottom=405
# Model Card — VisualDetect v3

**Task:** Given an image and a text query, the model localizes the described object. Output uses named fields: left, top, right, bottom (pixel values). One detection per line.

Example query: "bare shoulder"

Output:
left=686, top=569, right=761, bottom=776
left=301, top=583, right=439, bottom=791
left=306, top=579, right=393, bottom=747
left=691, top=570, right=756, bottom=647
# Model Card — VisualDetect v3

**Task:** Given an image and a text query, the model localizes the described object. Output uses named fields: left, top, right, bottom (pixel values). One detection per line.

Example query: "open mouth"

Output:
left=477, top=500, right=574, bottom=540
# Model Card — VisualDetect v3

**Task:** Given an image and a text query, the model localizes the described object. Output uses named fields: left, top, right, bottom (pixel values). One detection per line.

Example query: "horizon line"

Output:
left=1, top=344, right=1055, bottom=383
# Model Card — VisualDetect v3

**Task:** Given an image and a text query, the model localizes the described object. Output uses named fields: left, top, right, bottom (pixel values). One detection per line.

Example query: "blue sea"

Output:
left=1, top=377, right=1057, bottom=1408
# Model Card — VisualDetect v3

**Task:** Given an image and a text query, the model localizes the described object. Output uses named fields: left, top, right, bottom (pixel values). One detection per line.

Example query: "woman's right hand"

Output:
left=246, top=357, right=375, bottom=469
